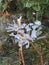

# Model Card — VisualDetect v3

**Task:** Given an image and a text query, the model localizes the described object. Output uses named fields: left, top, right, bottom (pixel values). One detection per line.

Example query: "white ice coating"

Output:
left=18, top=40, right=29, bottom=48
left=21, top=23, right=26, bottom=28
left=5, top=17, right=42, bottom=49
left=34, top=20, right=41, bottom=25
left=28, top=23, right=33, bottom=26
left=24, top=34, right=33, bottom=41
left=9, top=33, right=15, bottom=36
left=25, top=25, right=31, bottom=32
left=17, top=30, right=24, bottom=34
left=31, top=30, right=37, bottom=40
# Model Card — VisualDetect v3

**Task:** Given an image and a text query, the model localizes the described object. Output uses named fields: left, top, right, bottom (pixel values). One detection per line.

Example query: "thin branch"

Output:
left=19, top=46, right=25, bottom=65
left=30, top=40, right=44, bottom=65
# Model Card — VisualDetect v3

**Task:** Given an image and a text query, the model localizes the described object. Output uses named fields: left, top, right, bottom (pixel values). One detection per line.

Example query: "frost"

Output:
left=31, top=30, right=37, bottom=40
left=36, top=31, right=42, bottom=36
left=5, top=19, right=42, bottom=49
left=24, top=33, right=32, bottom=41
left=17, top=30, right=24, bottom=34
left=24, top=40, right=29, bottom=48
left=18, top=40, right=29, bottom=48
left=37, top=27, right=42, bottom=32
left=34, top=20, right=41, bottom=25
left=37, top=36, right=46, bottom=40
left=19, top=16, right=22, bottom=20
left=25, top=25, right=31, bottom=32
left=13, top=24, right=18, bottom=28
left=14, top=34, right=22, bottom=40
left=32, top=25, right=38, bottom=29
left=21, top=23, right=26, bottom=28
left=14, top=39, right=19, bottom=44
left=9, top=33, right=14, bottom=36
left=28, top=23, right=33, bottom=26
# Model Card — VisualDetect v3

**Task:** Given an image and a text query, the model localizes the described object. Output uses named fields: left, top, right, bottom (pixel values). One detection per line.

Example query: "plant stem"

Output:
left=30, top=41, right=44, bottom=65
left=18, top=15, right=25, bottom=65
left=19, top=46, right=25, bottom=65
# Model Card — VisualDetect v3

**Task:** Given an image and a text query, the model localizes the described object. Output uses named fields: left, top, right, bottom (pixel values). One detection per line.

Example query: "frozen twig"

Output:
left=37, top=36, right=46, bottom=40
left=19, top=46, right=25, bottom=65
left=17, top=16, right=25, bottom=65
left=30, top=40, right=44, bottom=65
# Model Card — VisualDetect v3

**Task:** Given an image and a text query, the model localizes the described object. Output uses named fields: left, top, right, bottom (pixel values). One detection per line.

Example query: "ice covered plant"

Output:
left=5, top=16, right=45, bottom=65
